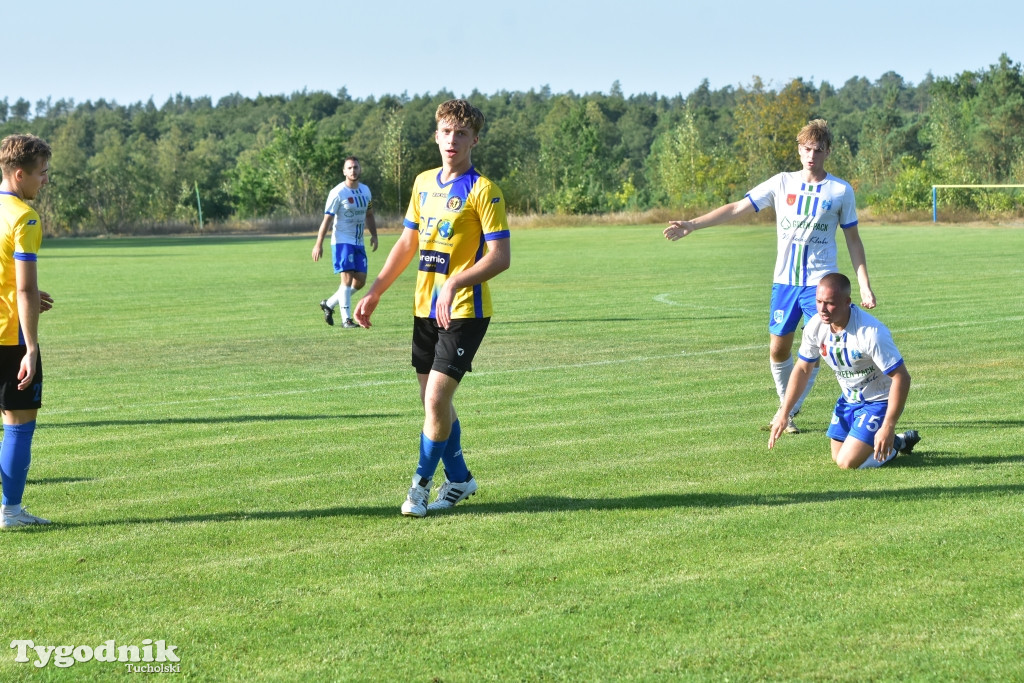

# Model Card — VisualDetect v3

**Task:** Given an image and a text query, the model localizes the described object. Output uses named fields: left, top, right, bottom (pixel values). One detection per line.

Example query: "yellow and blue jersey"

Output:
left=403, top=167, right=509, bottom=319
left=0, top=192, right=42, bottom=346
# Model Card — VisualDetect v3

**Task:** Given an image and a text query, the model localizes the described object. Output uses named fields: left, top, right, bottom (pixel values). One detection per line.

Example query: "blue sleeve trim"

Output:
left=840, top=220, right=859, bottom=229
left=745, top=194, right=759, bottom=212
left=403, top=218, right=418, bottom=230
left=325, top=211, right=335, bottom=216
left=883, top=358, right=905, bottom=375
left=13, top=252, right=37, bottom=262
left=797, top=352, right=818, bottom=363
left=484, top=230, right=510, bottom=241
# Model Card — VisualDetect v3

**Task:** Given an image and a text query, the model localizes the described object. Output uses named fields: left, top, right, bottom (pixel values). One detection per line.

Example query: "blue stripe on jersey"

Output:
left=13, top=252, right=37, bottom=262
left=473, top=235, right=485, bottom=318
left=325, top=210, right=335, bottom=216
left=745, top=194, right=759, bottom=212
left=811, top=196, right=819, bottom=214
left=797, top=195, right=805, bottom=215
left=403, top=218, right=418, bottom=230
left=883, top=358, right=905, bottom=375
left=485, top=230, right=511, bottom=241
left=798, top=352, right=818, bottom=363
left=840, top=220, right=858, bottom=229
left=438, top=166, right=480, bottom=198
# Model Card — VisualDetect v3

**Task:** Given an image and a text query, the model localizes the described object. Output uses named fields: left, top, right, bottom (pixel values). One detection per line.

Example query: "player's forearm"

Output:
left=882, top=367, right=911, bottom=430
left=315, top=216, right=332, bottom=243
left=16, top=289, right=40, bottom=352
left=365, top=231, right=417, bottom=297
left=366, top=211, right=378, bottom=239
left=844, top=232, right=873, bottom=288
left=444, top=240, right=510, bottom=291
left=692, top=200, right=751, bottom=229
left=779, top=361, right=813, bottom=416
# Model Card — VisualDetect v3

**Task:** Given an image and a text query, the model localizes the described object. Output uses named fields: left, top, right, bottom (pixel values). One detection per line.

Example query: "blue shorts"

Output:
left=332, top=244, right=368, bottom=274
left=826, top=396, right=888, bottom=445
left=769, top=284, right=817, bottom=336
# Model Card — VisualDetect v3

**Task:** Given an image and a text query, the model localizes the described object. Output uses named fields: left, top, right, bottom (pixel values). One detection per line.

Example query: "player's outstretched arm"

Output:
left=873, top=364, right=911, bottom=460
left=768, top=359, right=814, bottom=449
left=664, top=199, right=754, bottom=241
left=843, top=226, right=876, bottom=309
left=354, top=229, right=418, bottom=328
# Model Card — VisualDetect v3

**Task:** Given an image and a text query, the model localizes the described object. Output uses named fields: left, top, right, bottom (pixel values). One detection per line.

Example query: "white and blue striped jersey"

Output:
left=745, top=172, right=858, bottom=287
left=798, top=305, right=903, bottom=403
left=324, top=182, right=372, bottom=247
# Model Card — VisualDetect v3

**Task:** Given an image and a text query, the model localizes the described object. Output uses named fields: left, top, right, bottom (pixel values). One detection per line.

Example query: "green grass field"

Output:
left=3, top=223, right=1023, bottom=681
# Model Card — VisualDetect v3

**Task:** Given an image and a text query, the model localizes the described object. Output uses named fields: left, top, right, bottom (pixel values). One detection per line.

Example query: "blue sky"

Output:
left=9, top=0, right=1023, bottom=108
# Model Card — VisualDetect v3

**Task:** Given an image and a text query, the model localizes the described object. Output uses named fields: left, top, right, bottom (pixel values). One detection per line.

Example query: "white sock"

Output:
left=791, top=365, right=820, bottom=415
left=1, top=503, right=22, bottom=515
left=341, top=285, right=356, bottom=320
left=770, top=357, right=794, bottom=404
left=858, top=448, right=897, bottom=469
left=327, top=284, right=346, bottom=310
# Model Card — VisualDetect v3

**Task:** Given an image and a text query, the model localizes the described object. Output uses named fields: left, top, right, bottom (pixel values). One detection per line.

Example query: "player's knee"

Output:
left=834, top=453, right=861, bottom=469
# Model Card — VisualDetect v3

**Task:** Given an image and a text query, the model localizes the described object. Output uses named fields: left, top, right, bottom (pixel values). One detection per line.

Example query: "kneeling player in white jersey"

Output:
left=768, top=273, right=921, bottom=468
left=665, top=120, right=876, bottom=434
left=312, top=157, right=378, bottom=328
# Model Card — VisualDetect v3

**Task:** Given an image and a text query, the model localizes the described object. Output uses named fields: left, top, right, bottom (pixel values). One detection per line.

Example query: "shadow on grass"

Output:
left=41, top=413, right=400, bottom=429
left=27, top=477, right=94, bottom=485
left=28, top=482, right=1023, bottom=531
left=492, top=316, right=744, bottom=325
left=890, top=452, right=1024, bottom=468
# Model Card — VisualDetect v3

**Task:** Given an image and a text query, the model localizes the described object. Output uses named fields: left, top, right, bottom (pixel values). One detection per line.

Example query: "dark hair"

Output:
left=0, top=134, right=52, bottom=175
left=819, top=272, right=851, bottom=297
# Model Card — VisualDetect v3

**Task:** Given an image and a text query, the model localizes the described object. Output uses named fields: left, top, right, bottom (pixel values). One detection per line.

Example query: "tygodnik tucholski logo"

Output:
left=10, top=638, right=180, bottom=672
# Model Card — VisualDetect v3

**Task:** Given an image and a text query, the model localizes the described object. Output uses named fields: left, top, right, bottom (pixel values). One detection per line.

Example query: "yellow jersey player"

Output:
left=354, top=99, right=511, bottom=517
left=0, top=134, right=55, bottom=528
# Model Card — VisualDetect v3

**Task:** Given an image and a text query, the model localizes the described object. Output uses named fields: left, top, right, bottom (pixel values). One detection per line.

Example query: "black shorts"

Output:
left=411, top=317, right=490, bottom=382
left=0, top=345, right=43, bottom=411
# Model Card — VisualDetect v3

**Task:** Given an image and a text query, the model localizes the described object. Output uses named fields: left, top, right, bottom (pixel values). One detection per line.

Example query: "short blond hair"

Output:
left=796, top=119, right=832, bottom=153
left=436, top=99, right=485, bottom=135
left=0, top=134, right=51, bottom=176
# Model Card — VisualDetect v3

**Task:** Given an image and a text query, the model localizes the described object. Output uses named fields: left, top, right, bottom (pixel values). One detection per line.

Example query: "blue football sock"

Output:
left=1, top=421, right=36, bottom=506
left=440, top=419, right=470, bottom=482
left=416, top=432, right=448, bottom=480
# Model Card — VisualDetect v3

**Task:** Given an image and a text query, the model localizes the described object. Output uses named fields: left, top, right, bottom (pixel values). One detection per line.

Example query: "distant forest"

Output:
left=3, top=53, right=1022, bottom=234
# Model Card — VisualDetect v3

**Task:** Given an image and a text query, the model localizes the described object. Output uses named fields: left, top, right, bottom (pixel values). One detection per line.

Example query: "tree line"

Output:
left=3, top=53, right=1022, bottom=235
